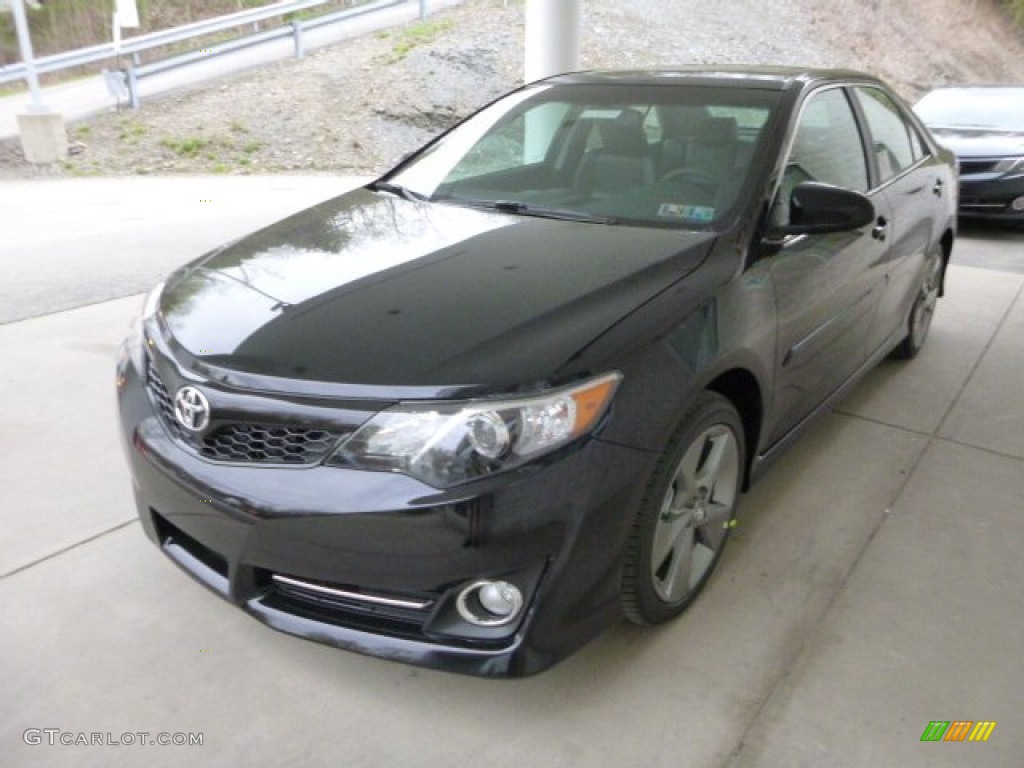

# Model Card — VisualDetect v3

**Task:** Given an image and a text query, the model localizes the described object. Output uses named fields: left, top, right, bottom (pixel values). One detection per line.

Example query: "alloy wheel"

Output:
left=910, top=256, right=943, bottom=351
left=650, top=423, right=740, bottom=604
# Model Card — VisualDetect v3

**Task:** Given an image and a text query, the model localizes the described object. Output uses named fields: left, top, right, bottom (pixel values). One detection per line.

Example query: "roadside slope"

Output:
left=1, top=0, right=1022, bottom=179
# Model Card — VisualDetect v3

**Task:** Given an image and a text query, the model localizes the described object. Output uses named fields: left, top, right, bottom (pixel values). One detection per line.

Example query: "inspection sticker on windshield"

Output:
left=658, top=203, right=714, bottom=221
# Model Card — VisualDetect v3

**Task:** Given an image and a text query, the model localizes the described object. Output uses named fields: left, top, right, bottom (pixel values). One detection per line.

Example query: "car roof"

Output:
left=921, top=85, right=1024, bottom=91
left=918, top=85, right=1024, bottom=98
left=545, top=66, right=883, bottom=91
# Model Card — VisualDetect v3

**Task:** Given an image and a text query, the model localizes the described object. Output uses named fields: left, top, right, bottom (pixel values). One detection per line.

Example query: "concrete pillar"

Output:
left=17, top=113, right=68, bottom=164
left=524, top=0, right=581, bottom=83
left=10, top=0, right=69, bottom=164
left=523, top=0, right=581, bottom=162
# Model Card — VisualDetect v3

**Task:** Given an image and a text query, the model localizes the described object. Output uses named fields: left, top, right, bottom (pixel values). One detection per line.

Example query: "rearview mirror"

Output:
left=775, top=181, right=874, bottom=236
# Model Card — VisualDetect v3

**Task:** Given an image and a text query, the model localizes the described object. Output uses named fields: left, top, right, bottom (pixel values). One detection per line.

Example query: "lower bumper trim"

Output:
left=270, top=573, right=433, bottom=611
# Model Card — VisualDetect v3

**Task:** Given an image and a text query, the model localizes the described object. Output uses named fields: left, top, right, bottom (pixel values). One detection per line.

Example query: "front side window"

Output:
left=853, top=87, right=917, bottom=183
left=773, top=87, right=868, bottom=225
left=387, top=83, right=780, bottom=228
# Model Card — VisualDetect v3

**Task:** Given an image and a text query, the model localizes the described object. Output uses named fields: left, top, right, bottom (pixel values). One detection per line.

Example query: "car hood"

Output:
left=159, top=188, right=716, bottom=390
left=928, top=127, right=1024, bottom=158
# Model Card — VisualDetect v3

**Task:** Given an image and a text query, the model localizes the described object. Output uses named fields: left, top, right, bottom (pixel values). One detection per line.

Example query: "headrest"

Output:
left=694, top=116, right=738, bottom=146
left=597, top=109, right=648, bottom=155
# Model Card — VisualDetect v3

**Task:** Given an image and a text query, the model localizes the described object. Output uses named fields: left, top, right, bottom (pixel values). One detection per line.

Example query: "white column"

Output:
left=523, top=0, right=581, bottom=162
left=10, top=0, right=44, bottom=110
left=524, top=0, right=581, bottom=83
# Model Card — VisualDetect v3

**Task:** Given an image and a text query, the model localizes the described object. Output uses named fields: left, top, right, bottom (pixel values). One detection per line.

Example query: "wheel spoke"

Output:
left=651, top=509, right=688, bottom=571
left=700, top=499, right=733, bottom=528
left=695, top=512, right=727, bottom=553
left=675, top=438, right=703, bottom=491
left=690, top=539, right=715, bottom=586
left=655, top=525, right=695, bottom=602
left=694, top=428, right=730, bottom=489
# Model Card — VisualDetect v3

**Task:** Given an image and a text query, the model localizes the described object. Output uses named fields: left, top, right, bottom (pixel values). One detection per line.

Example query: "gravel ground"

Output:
left=2, top=0, right=1023, bottom=179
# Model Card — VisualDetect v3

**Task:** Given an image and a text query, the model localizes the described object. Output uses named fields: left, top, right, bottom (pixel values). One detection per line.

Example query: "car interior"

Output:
left=433, top=99, right=770, bottom=227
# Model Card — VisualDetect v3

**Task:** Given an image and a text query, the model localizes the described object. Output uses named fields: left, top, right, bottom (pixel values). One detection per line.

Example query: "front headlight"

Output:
left=993, top=156, right=1024, bottom=174
left=329, top=372, right=622, bottom=487
left=126, top=282, right=164, bottom=373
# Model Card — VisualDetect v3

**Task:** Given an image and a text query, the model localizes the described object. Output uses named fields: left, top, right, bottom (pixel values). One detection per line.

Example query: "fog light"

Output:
left=1011, top=196, right=1024, bottom=212
left=456, top=579, right=524, bottom=627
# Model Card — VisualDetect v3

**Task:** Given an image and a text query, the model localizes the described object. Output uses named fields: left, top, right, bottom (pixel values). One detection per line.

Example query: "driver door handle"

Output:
left=871, top=216, right=888, bottom=241
left=933, top=179, right=944, bottom=197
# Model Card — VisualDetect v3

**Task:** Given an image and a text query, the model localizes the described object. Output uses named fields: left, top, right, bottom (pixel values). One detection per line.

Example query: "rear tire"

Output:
left=892, top=251, right=943, bottom=360
left=621, top=392, right=745, bottom=625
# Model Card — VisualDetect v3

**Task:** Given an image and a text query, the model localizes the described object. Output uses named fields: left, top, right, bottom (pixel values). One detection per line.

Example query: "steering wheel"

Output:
left=660, top=168, right=719, bottom=194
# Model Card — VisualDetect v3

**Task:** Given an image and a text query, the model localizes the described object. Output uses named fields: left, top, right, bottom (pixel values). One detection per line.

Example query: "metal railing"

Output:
left=1, top=0, right=431, bottom=109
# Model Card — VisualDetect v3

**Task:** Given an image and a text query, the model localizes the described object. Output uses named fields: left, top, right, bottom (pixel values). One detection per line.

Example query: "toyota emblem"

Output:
left=173, top=386, right=211, bottom=432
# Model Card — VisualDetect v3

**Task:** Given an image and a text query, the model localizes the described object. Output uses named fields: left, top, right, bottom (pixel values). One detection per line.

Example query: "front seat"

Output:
left=576, top=109, right=655, bottom=198
left=686, top=115, right=739, bottom=182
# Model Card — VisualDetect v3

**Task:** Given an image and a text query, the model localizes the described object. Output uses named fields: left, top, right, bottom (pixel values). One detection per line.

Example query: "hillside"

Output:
left=2, top=0, right=1024, bottom=178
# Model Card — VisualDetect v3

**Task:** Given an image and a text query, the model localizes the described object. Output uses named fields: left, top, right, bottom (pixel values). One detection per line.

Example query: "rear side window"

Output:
left=853, top=87, right=917, bottom=183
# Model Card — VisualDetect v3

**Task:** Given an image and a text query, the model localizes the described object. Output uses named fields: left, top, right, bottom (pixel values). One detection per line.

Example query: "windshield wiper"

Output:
left=367, top=180, right=428, bottom=202
left=447, top=198, right=618, bottom=225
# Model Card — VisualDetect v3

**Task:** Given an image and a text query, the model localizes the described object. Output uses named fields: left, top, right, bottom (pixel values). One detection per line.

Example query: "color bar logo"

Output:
left=920, top=721, right=996, bottom=742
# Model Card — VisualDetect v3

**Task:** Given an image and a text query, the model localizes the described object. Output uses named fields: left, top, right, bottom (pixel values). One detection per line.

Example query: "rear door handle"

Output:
left=933, top=179, right=944, bottom=197
left=871, top=216, right=888, bottom=241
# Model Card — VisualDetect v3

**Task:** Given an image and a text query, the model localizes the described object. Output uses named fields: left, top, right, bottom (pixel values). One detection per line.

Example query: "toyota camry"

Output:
left=116, top=67, right=957, bottom=676
left=914, top=85, right=1024, bottom=225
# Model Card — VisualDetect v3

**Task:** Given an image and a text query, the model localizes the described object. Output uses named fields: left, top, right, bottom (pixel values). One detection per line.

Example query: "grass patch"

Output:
left=160, top=136, right=210, bottom=156
left=63, top=161, right=99, bottom=177
left=117, top=120, right=147, bottom=142
left=157, top=131, right=258, bottom=171
left=385, top=18, right=453, bottom=63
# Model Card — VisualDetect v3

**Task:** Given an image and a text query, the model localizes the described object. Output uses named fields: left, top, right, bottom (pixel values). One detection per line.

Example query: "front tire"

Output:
left=621, top=392, right=745, bottom=625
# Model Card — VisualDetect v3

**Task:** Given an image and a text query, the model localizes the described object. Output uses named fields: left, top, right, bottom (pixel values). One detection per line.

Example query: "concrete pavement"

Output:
left=1, top=177, right=1022, bottom=767
left=0, top=175, right=366, bottom=324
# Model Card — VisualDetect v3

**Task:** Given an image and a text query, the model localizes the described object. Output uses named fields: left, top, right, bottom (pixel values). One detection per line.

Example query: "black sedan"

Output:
left=914, top=85, right=1024, bottom=225
left=116, top=67, right=956, bottom=677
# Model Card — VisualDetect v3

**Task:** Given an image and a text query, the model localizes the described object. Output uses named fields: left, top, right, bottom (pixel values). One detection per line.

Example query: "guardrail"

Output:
left=1, top=0, right=431, bottom=109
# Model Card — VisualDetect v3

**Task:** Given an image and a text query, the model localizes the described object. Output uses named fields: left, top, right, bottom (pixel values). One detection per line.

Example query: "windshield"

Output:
left=915, top=87, right=1024, bottom=131
left=385, top=82, right=780, bottom=228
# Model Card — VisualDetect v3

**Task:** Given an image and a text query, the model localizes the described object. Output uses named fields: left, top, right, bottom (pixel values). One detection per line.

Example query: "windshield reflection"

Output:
left=387, top=82, right=779, bottom=228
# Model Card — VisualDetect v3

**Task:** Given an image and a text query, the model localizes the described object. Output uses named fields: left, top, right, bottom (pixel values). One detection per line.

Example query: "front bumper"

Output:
left=116, top=341, right=651, bottom=677
left=957, top=171, right=1024, bottom=223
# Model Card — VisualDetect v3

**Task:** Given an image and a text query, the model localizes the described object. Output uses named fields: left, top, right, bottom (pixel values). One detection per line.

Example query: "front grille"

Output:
left=201, top=424, right=338, bottom=463
left=145, top=355, right=180, bottom=435
left=959, top=159, right=998, bottom=175
left=145, top=355, right=346, bottom=465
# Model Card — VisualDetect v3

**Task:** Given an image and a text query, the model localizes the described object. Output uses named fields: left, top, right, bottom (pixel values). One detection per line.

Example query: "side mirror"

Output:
left=775, top=181, right=875, bottom=236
